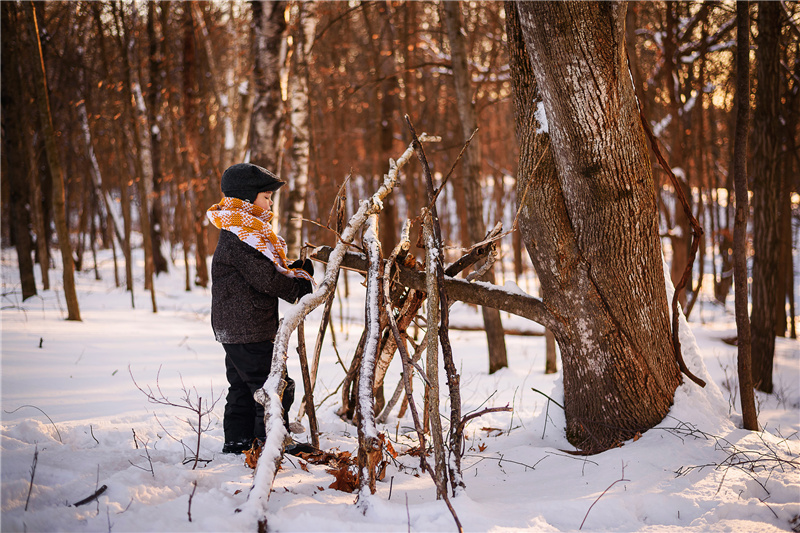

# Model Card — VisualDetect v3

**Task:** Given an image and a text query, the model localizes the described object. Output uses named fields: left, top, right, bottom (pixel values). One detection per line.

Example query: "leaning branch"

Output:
left=311, top=246, right=559, bottom=331
left=240, top=134, right=439, bottom=528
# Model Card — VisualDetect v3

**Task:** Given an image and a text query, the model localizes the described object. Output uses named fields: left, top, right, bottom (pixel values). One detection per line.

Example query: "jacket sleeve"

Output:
left=228, top=236, right=302, bottom=303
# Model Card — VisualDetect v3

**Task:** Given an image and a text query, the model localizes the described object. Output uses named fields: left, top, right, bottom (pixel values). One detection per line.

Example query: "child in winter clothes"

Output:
left=206, top=163, right=314, bottom=454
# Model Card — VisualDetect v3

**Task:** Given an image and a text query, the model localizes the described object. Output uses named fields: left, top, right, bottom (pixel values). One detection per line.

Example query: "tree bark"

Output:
left=248, top=0, right=286, bottom=172
left=2, top=2, right=37, bottom=300
left=121, top=5, right=157, bottom=312
left=664, top=3, right=691, bottom=308
left=147, top=2, right=169, bottom=276
left=25, top=1, right=80, bottom=321
left=286, top=1, right=317, bottom=258
left=512, top=2, right=681, bottom=452
left=733, top=1, right=759, bottom=431
left=749, top=1, right=783, bottom=394
left=443, top=0, right=508, bottom=374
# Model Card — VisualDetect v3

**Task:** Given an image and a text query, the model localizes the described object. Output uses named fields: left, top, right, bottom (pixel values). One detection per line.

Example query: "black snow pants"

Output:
left=222, top=340, right=295, bottom=443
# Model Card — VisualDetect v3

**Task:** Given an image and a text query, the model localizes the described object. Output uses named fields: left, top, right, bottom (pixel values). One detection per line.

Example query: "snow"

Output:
left=2, top=245, right=799, bottom=532
left=534, top=100, right=549, bottom=134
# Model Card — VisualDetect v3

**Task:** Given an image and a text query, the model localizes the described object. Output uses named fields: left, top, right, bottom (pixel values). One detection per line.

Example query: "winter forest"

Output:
left=2, top=1, right=799, bottom=532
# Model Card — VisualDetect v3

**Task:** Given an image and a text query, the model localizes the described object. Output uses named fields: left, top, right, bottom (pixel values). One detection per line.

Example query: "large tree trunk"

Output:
left=512, top=2, right=681, bottom=453
left=443, top=0, right=508, bottom=374
left=25, top=1, right=81, bottom=321
left=749, top=1, right=783, bottom=394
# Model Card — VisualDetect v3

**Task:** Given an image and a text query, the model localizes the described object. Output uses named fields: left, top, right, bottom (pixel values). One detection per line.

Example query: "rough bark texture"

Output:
left=443, top=0, right=508, bottom=374
left=749, top=1, right=782, bottom=394
left=733, top=1, right=759, bottom=431
left=512, top=2, right=681, bottom=452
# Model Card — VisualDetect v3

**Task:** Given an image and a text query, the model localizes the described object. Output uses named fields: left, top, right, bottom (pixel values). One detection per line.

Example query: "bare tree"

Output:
left=24, top=1, right=80, bottom=321
left=443, top=0, right=508, bottom=374
left=733, top=1, right=759, bottom=431
left=285, top=1, right=317, bottom=257
left=2, top=2, right=36, bottom=300
left=249, top=0, right=286, bottom=172
left=749, top=1, right=783, bottom=394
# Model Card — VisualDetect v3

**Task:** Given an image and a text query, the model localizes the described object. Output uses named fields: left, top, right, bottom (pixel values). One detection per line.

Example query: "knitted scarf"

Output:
left=206, top=197, right=314, bottom=284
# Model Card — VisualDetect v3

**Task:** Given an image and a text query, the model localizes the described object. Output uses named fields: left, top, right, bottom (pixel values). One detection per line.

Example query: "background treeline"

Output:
left=1, top=1, right=798, bottom=337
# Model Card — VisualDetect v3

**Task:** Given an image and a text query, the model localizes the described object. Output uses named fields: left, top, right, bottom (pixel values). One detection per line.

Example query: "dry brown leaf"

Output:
left=243, top=442, right=262, bottom=469
left=478, top=443, right=487, bottom=452
left=327, top=464, right=358, bottom=493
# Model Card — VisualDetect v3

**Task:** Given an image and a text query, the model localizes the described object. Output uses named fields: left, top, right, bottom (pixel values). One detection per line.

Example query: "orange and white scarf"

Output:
left=206, top=197, right=314, bottom=284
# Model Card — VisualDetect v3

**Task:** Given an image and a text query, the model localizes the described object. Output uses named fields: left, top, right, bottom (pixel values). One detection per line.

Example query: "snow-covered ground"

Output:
left=2, top=246, right=798, bottom=532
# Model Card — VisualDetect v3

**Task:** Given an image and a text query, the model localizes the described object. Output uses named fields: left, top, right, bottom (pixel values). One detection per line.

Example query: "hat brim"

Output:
left=262, top=181, right=286, bottom=192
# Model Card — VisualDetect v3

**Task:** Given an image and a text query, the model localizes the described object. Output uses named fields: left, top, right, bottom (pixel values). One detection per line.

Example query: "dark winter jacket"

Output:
left=211, top=229, right=304, bottom=344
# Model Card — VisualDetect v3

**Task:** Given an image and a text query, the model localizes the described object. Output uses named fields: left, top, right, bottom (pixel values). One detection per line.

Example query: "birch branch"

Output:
left=356, top=215, right=383, bottom=508
left=239, top=134, right=438, bottom=528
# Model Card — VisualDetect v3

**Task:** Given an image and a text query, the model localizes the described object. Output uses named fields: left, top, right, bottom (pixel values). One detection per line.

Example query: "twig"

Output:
left=24, top=444, right=38, bottom=511
left=90, top=425, right=99, bottom=445
left=579, top=461, right=629, bottom=530
left=457, top=406, right=513, bottom=437
left=72, top=485, right=108, bottom=507
left=188, top=480, right=198, bottom=522
left=530, top=387, right=564, bottom=409
left=4, top=405, right=62, bottom=443
left=129, top=366, right=222, bottom=470
left=424, top=127, right=478, bottom=211
left=128, top=434, right=155, bottom=477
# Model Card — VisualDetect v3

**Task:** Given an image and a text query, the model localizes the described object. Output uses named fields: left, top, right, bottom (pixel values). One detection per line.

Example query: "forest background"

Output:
left=1, top=0, right=798, bottom=350
left=1, top=0, right=800, bottom=531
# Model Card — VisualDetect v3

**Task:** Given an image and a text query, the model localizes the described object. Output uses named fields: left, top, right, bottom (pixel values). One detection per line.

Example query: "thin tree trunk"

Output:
left=25, top=1, right=80, bottom=321
left=2, top=3, right=36, bottom=300
left=443, top=0, right=508, bottom=374
left=147, top=2, right=168, bottom=276
left=249, top=0, right=286, bottom=171
left=120, top=5, right=157, bottom=312
left=749, top=1, right=783, bottom=394
left=665, top=2, right=691, bottom=309
left=285, top=1, right=317, bottom=258
left=182, top=7, right=208, bottom=288
left=733, top=1, right=759, bottom=431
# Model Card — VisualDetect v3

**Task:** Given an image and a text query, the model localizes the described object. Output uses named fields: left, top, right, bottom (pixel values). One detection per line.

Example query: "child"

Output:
left=207, top=163, right=314, bottom=454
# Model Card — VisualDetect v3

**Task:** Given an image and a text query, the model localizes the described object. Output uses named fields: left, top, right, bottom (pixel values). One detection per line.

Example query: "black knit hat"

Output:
left=221, top=163, right=285, bottom=203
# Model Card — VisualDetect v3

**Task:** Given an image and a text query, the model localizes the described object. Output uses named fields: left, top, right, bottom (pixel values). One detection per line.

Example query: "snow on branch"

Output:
left=239, top=134, right=439, bottom=528
left=356, top=214, right=383, bottom=508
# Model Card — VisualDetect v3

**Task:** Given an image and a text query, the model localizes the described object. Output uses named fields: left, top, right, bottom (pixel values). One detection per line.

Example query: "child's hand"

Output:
left=289, top=259, right=314, bottom=277
left=294, top=278, right=313, bottom=302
